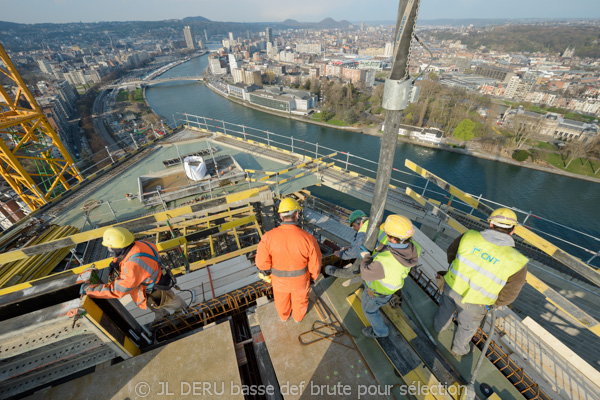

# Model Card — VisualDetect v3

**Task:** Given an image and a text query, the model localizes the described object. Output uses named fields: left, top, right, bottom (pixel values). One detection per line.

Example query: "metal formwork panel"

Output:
left=0, top=345, right=116, bottom=399
left=0, top=296, right=138, bottom=398
left=0, top=334, right=105, bottom=382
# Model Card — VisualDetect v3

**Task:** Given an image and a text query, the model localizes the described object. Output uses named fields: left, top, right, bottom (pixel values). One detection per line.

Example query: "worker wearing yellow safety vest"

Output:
left=360, top=215, right=421, bottom=338
left=433, top=208, right=528, bottom=356
left=326, top=210, right=389, bottom=278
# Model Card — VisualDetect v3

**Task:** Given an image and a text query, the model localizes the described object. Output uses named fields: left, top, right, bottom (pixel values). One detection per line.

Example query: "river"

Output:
left=145, top=52, right=600, bottom=267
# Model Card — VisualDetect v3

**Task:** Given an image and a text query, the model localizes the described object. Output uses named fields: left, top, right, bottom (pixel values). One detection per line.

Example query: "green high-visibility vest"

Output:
left=445, top=230, right=528, bottom=305
left=367, top=240, right=421, bottom=295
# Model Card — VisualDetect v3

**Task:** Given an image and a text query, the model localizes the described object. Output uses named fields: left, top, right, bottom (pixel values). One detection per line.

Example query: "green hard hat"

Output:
left=349, top=210, right=367, bottom=225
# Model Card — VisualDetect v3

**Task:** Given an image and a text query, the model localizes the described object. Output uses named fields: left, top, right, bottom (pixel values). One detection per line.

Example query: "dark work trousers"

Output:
left=433, top=285, right=487, bottom=356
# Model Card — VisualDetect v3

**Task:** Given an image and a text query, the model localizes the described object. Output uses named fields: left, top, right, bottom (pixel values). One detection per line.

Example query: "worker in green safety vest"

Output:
left=433, top=208, right=528, bottom=357
left=326, top=210, right=391, bottom=279
left=361, top=214, right=421, bottom=339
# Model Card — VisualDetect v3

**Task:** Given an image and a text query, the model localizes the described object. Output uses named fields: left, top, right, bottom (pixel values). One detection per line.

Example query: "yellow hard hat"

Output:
left=488, top=208, right=518, bottom=228
left=278, top=197, right=301, bottom=214
left=382, top=215, right=414, bottom=239
left=102, top=227, right=134, bottom=249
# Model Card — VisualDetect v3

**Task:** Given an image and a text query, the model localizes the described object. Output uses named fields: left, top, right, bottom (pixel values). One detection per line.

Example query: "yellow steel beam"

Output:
left=525, top=272, right=600, bottom=336
left=81, top=296, right=140, bottom=358
left=404, top=159, right=600, bottom=288
left=0, top=214, right=262, bottom=296
left=276, top=162, right=335, bottom=186
left=258, top=152, right=337, bottom=181
left=137, top=206, right=254, bottom=235
left=405, top=187, right=467, bottom=234
left=0, top=186, right=267, bottom=264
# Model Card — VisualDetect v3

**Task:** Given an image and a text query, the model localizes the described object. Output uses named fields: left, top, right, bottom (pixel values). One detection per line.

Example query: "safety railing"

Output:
left=180, top=113, right=600, bottom=268
left=2, top=114, right=598, bottom=270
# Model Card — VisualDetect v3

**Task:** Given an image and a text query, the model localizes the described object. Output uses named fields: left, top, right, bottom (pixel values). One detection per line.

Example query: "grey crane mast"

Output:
left=363, top=0, right=422, bottom=252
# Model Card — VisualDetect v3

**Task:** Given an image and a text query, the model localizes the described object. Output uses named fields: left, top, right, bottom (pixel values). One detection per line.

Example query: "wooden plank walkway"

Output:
left=256, top=289, right=387, bottom=400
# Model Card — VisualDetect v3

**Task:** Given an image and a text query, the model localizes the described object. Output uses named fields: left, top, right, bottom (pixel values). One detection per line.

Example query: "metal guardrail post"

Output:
left=105, top=200, right=119, bottom=222
left=523, top=211, right=532, bottom=225
left=267, top=131, right=270, bottom=147
left=242, top=126, right=247, bottom=141
left=130, top=133, right=139, bottom=149
left=421, top=180, right=429, bottom=196
left=156, top=189, right=167, bottom=211
left=469, top=194, right=482, bottom=215
left=345, top=152, right=350, bottom=171
left=105, top=146, right=115, bottom=163
left=588, top=250, right=600, bottom=264
left=315, top=142, right=319, bottom=159
left=291, top=136, right=294, bottom=153
left=202, top=117, right=208, bottom=130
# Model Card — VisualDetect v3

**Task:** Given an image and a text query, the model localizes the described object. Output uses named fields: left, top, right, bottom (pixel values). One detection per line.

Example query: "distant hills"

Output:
left=279, top=18, right=353, bottom=29
left=182, top=16, right=212, bottom=23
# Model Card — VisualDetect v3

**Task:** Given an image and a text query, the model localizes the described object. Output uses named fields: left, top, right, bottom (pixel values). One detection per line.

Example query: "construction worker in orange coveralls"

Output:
left=256, top=198, right=322, bottom=322
left=81, top=227, right=185, bottom=320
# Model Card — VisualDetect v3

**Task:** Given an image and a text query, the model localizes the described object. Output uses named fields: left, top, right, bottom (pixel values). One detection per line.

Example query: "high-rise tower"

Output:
left=184, top=26, right=195, bottom=50
left=265, top=27, right=273, bottom=45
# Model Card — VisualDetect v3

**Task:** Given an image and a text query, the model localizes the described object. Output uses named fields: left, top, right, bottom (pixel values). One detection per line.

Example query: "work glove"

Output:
left=486, top=304, right=497, bottom=311
left=258, top=272, right=272, bottom=284
left=360, top=251, right=373, bottom=263
left=79, top=283, right=90, bottom=296
left=109, top=261, right=118, bottom=270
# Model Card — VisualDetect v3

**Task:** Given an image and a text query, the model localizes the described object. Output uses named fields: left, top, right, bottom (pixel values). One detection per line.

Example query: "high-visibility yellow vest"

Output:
left=377, top=229, right=389, bottom=248
left=358, top=219, right=369, bottom=234
left=367, top=240, right=421, bottom=295
left=445, top=230, right=528, bottom=305
left=358, top=220, right=388, bottom=250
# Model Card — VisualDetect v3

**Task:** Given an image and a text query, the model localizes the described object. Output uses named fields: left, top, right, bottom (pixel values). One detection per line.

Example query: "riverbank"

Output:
left=204, top=80, right=600, bottom=185
left=205, top=81, right=364, bottom=132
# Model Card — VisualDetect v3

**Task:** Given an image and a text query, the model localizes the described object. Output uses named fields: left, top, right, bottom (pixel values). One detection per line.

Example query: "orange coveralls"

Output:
left=85, top=241, right=161, bottom=310
left=256, top=222, right=322, bottom=322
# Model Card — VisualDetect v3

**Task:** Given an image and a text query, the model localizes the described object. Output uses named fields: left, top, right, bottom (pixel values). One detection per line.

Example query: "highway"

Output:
left=92, top=88, right=119, bottom=150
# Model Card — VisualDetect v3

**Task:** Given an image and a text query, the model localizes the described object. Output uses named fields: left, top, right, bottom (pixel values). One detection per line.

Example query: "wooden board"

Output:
left=347, top=290, right=457, bottom=400
left=30, top=322, right=244, bottom=400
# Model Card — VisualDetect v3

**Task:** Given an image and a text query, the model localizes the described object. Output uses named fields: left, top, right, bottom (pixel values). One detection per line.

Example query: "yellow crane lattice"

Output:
left=0, top=42, right=83, bottom=211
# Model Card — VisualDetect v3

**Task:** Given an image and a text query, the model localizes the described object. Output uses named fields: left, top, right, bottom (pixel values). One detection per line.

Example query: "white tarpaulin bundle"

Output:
left=183, top=156, right=208, bottom=181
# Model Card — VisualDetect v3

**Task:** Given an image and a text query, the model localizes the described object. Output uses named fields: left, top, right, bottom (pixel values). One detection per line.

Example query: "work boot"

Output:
left=362, top=327, right=387, bottom=339
left=325, top=264, right=359, bottom=279
left=389, top=293, right=402, bottom=309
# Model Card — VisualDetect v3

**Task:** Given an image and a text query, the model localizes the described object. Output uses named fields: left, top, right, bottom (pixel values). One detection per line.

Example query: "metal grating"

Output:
left=151, top=281, right=272, bottom=342
left=0, top=345, right=116, bottom=398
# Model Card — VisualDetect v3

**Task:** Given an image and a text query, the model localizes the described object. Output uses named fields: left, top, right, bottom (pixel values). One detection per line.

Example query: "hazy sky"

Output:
left=2, top=0, right=600, bottom=24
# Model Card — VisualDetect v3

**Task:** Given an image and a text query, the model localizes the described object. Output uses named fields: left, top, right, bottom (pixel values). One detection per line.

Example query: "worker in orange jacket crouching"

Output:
left=256, top=198, right=322, bottom=322
left=81, top=227, right=186, bottom=320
